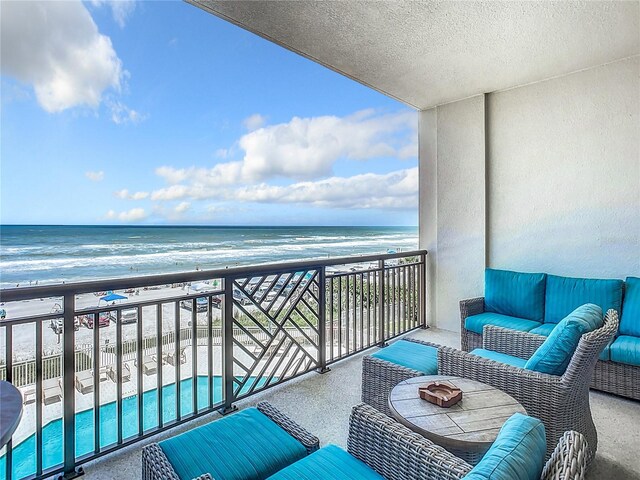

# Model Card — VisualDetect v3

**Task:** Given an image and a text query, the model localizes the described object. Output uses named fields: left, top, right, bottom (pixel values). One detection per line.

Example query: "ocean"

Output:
left=0, top=225, right=418, bottom=288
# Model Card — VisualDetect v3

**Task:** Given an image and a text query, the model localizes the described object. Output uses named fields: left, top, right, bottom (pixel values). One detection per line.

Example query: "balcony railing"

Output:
left=0, top=250, right=427, bottom=480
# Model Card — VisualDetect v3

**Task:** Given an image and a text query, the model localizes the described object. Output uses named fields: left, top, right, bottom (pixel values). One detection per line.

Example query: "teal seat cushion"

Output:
left=465, top=312, right=541, bottom=335
left=610, top=336, right=640, bottom=367
left=525, top=304, right=603, bottom=375
left=371, top=339, right=438, bottom=374
left=159, top=407, right=307, bottom=480
left=267, top=445, right=384, bottom=480
left=464, top=413, right=546, bottom=480
left=484, top=269, right=546, bottom=321
left=600, top=344, right=611, bottom=362
left=529, top=323, right=556, bottom=336
left=470, top=349, right=527, bottom=369
left=544, top=275, right=623, bottom=324
left=620, top=277, right=640, bottom=337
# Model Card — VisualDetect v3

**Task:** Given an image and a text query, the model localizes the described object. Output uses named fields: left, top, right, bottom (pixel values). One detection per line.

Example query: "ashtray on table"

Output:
left=418, top=382, right=463, bottom=408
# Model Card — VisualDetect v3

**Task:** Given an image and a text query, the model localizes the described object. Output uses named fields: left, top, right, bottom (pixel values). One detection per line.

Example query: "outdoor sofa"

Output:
left=461, top=270, right=640, bottom=400
left=362, top=305, right=618, bottom=465
left=143, top=401, right=589, bottom=480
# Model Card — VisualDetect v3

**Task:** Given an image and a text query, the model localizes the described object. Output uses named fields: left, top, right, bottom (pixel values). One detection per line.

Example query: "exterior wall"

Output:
left=419, top=96, right=486, bottom=332
left=420, top=56, right=639, bottom=332
left=488, top=57, right=639, bottom=279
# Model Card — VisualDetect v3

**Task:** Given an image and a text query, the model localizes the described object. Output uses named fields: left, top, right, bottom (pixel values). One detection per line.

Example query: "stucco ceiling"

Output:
left=188, top=1, right=639, bottom=110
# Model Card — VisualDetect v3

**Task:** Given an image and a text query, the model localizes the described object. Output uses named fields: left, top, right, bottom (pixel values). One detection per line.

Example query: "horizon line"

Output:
left=0, top=223, right=418, bottom=228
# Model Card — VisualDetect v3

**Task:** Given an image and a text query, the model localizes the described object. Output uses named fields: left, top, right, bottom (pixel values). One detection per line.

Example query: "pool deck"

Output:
left=58, top=328, right=640, bottom=479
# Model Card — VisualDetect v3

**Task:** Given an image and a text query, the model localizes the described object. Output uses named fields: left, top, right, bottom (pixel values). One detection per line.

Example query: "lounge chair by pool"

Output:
left=135, top=356, right=158, bottom=376
left=42, top=378, right=62, bottom=405
left=107, top=363, right=131, bottom=383
left=75, top=370, right=94, bottom=394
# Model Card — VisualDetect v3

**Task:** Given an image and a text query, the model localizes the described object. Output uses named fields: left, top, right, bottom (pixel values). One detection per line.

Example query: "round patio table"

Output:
left=0, top=380, right=23, bottom=449
left=388, top=375, right=525, bottom=465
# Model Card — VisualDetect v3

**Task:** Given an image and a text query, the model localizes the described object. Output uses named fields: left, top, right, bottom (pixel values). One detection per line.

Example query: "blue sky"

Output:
left=0, top=1, right=418, bottom=226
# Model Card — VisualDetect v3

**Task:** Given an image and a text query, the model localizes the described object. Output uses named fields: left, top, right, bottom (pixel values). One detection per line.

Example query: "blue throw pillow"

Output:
left=484, top=269, right=546, bottom=322
left=620, top=277, right=640, bottom=337
left=464, top=413, right=546, bottom=480
left=525, top=304, right=603, bottom=375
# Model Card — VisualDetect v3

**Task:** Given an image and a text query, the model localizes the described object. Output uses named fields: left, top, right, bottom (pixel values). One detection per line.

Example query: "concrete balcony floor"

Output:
left=83, top=328, right=640, bottom=480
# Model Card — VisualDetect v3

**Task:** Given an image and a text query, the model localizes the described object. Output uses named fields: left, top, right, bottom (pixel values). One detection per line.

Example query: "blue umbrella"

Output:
left=100, top=293, right=128, bottom=302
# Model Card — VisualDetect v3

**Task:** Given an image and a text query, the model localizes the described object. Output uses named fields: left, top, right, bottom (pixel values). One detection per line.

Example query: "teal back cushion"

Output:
left=544, top=275, right=623, bottom=324
left=160, top=407, right=307, bottom=480
left=484, top=269, right=546, bottom=322
left=464, top=413, right=546, bottom=480
left=620, top=277, right=640, bottom=337
left=525, top=304, right=603, bottom=375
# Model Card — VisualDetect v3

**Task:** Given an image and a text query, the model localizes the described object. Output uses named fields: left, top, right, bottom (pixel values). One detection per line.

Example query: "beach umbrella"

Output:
left=99, top=293, right=128, bottom=303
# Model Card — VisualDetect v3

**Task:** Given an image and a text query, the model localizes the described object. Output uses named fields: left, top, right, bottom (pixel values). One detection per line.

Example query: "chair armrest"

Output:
left=257, top=402, right=319, bottom=454
left=142, top=443, right=181, bottom=480
left=483, top=326, right=546, bottom=359
left=403, top=338, right=444, bottom=349
left=438, top=346, right=563, bottom=397
left=541, top=431, right=588, bottom=480
left=460, top=297, right=484, bottom=331
left=347, top=403, right=471, bottom=480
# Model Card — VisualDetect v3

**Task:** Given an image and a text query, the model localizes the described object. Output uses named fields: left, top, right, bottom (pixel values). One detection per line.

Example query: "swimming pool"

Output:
left=1, top=375, right=268, bottom=480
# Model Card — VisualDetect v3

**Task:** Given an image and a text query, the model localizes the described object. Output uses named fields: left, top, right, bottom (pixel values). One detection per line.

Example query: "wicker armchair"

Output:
left=439, top=309, right=619, bottom=465
left=348, top=403, right=588, bottom=480
left=142, top=402, right=319, bottom=480
left=362, top=338, right=441, bottom=416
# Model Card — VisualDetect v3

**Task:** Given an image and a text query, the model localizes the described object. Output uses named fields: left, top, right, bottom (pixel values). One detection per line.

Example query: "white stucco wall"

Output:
left=419, top=96, right=486, bottom=331
left=488, top=56, right=640, bottom=279
left=419, top=56, right=640, bottom=331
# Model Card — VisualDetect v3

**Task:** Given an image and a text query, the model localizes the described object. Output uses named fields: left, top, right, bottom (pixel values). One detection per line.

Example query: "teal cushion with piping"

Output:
left=465, top=312, right=541, bottom=335
left=544, top=275, right=623, bottom=324
left=620, top=277, right=640, bottom=337
left=610, top=336, right=640, bottom=367
left=267, top=445, right=384, bottom=480
left=529, top=323, right=556, bottom=336
left=159, top=407, right=307, bottom=480
left=484, top=269, right=546, bottom=321
left=464, top=413, right=546, bottom=480
left=525, top=304, right=603, bottom=375
left=371, top=339, right=438, bottom=374
left=470, top=349, right=527, bottom=369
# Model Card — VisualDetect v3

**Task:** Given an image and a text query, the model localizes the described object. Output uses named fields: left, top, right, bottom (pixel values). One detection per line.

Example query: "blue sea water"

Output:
left=0, top=375, right=271, bottom=480
left=0, top=225, right=418, bottom=288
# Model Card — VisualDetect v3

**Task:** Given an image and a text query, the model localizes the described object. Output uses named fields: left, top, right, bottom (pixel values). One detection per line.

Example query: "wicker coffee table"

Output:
left=388, top=375, right=526, bottom=464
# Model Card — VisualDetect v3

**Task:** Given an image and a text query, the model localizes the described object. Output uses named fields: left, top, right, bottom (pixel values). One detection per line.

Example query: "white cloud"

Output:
left=154, top=110, right=417, bottom=191
left=106, top=97, right=147, bottom=125
left=91, top=0, right=136, bottom=28
left=149, top=167, right=418, bottom=210
left=1, top=1, right=124, bottom=113
left=114, top=189, right=148, bottom=200
left=174, top=202, right=190, bottom=214
left=243, top=113, right=266, bottom=131
left=106, top=207, right=147, bottom=222
left=86, top=170, right=105, bottom=182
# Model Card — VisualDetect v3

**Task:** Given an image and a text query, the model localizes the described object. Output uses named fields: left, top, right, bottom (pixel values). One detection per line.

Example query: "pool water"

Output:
left=1, top=375, right=268, bottom=480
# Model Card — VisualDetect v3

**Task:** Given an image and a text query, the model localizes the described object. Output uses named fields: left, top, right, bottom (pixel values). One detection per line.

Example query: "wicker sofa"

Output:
left=271, top=403, right=588, bottom=480
left=142, top=402, right=319, bottom=480
left=461, top=271, right=640, bottom=400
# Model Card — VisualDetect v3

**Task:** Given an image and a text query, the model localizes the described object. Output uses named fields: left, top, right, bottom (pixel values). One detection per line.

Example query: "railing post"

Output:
left=316, top=267, right=330, bottom=374
left=220, top=277, right=237, bottom=415
left=60, top=292, right=83, bottom=479
left=419, top=253, right=428, bottom=329
left=378, top=260, right=387, bottom=347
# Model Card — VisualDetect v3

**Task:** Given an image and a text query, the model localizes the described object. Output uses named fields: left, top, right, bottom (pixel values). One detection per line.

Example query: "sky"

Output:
left=0, top=0, right=418, bottom=227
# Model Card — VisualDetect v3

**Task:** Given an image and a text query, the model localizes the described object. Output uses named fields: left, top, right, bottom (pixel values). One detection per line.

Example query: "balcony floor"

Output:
left=82, top=328, right=640, bottom=480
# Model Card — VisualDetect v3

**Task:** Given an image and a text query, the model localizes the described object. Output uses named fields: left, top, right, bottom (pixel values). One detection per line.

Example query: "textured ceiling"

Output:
left=188, top=1, right=639, bottom=110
